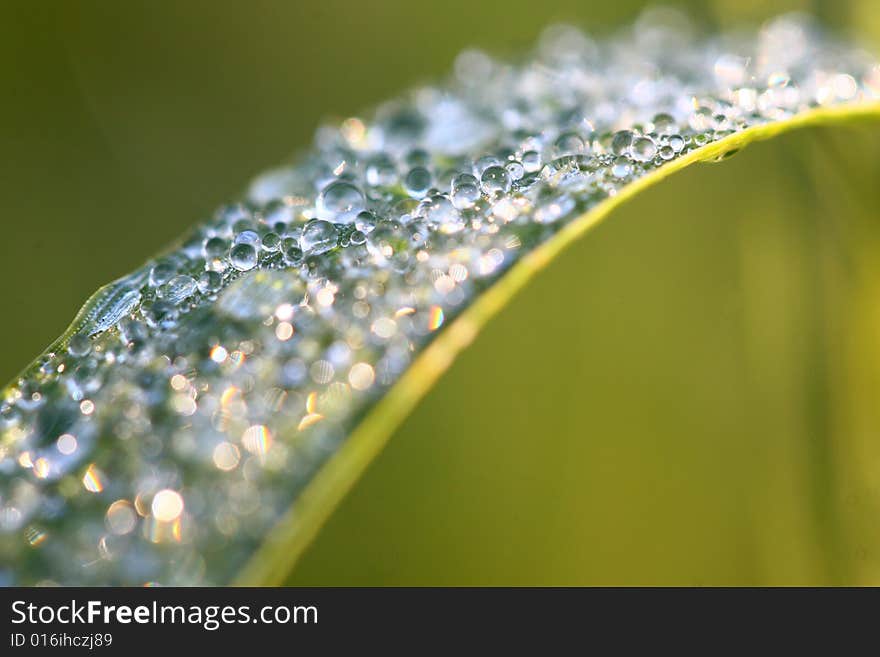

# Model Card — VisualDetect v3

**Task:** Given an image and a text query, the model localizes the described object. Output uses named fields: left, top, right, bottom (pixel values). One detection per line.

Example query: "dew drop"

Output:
left=611, top=156, right=633, bottom=178
left=67, top=334, right=91, bottom=358
left=301, top=220, right=339, bottom=255
left=505, top=160, right=525, bottom=180
left=197, top=270, right=222, bottom=294
left=480, top=165, right=511, bottom=195
left=611, top=130, right=634, bottom=156
left=522, top=151, right=542, bottom=172
left=316, top=181, right=365, bottom=223
left=148, top=263, right=175, bottom=288
left=553, top=131, right=586, bottom=156
left=652, top=113, right=677, bottom=135
left=234, top=230, right=262, bottom=250
left=159, top=275, right=197, bottom=304
left=229, top=243, right=258, bottom=271
left=261, top=232, right=280, bottom=252
left=404, top=167, right=432, bottom=199
left=203, top=237, right=228, bottom=260
left=365, top=154, right=397, bottom=187
left=631, top=137, right=657, bottom=162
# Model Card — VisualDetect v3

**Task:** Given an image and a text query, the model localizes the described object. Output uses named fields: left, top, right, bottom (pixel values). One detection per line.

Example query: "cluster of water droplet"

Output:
left=1, top=9, right=878, bottom=585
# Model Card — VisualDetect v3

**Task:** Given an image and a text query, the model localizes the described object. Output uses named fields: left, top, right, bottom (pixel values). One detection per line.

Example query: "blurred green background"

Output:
left=3, top=1, right=880, bottom=584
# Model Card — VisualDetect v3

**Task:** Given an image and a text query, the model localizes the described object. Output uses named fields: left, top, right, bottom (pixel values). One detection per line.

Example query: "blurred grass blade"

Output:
left=2, top=13, right=879, bottom=585
left=238, top=106, right=880, bottom=584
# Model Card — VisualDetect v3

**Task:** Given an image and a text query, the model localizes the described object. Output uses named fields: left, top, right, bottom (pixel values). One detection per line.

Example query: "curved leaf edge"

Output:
left=234, top=101, right=880, bottom=586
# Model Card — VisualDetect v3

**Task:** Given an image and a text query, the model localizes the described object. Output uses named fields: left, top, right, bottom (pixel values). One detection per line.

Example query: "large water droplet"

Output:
left=301, top=220, right=339, bottom=255
left=480, top=165, right=511, bottom=195
left=229, top=243, right=258, bottom=271
left=316, top=181, right=365, bottom=223
left=631, top=137, right=657, bottom=162
left=404, top=167, right=432, bottom=199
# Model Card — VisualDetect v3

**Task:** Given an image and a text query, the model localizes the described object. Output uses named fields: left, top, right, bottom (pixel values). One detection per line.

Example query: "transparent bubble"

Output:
left=262, top=199, right=297, bottom=226
left=281, top=237, right=303, bottom=264
left=365, top=154, right=397, bottom=187
left=553, top=131, right=586, bottom=156
left=316, top=181, right=365, bottom=223
left=355, top=210, right=379, bottom=234
left=261, top=232, right=280, bottom=252
left=451, top=181, right=481, bottom=210
left=149, top=263, right=175, bottom=288
left=159, top=275, right=197, bottom=304
left=473, top=155, right=501, bottom=176
left=233, top=230, right=262, bottom=250
left=505, top=160, right=525, bottom=180
left=300, top=220, right=339, bottom=255
left=611, top=156, right=633, bottom=178
left=229, top=243, right=258, bottom=271
left=611, top=130, right=634, bottom=156
left=480, top=166, right=511, bottom=195
left=522, top=151, right=542, bottom=172
left=631, top=137, right=657, bottom=162
left=667, top=135, right=686, bottom=152
left=67, top=334, right=91, bottom=358
left=421, top=194, right=463, bottom=234
left=404, top=167, right=432, bottom=199
left=652, top=113, right=677, bottom=135
left=197, top=270, right=222, bottom=294
left=203, top=237, right=228, bottom=260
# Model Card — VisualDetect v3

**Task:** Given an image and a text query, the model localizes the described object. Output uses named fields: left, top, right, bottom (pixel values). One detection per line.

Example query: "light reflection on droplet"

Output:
left=56, top=433, right=77, bottom=455
left=151, top=489, right=184, bottom=523
left=428, top=306, right=445, bottom=331
left=348, top=363, right=375, bottom=391
left=275, top=322, right=294, bottom=341
left=212, top=441, right=241, bottom=471
left=210, top=345, right=228, bottom=363
left=106, top=500, right=137, bottom=535
left=242, top=425, right=272, bottom=456
left=82, top=464, right=104, bottom=493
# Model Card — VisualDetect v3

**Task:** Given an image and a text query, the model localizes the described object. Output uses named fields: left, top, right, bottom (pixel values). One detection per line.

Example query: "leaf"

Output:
left=2, top=14, right=879, bottom=585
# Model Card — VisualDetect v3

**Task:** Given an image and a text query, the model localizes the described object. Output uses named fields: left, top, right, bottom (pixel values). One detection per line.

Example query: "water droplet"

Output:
left=197, top=270, right=222, bottom=294
left=67, top=334, right=91, bottom=358
left=404, top=167, right=432, bottom=199
left=234, top=230, right=262, bottom=250
left=159, top=275, right=197, bottom=304
left=611, top=130, right=633, bottom=156
left=505, top=160, right=525, bottom=180
left=149, top=263, right=175, bottom=288
left=365, top=154, right=397, bottom=187
left=667, top=135, right=685, bottom=152
left=522, top=151, right=542, bottom=172
left=355, top=210, right=379, bottom=234
left=300, top=220, right=339, bottom=255
left=229, top=243, right=258, bottom=271
left=450, top=173, right=481, bottom=210
left=611, top=156, right=632, bottom=178
left=553, top=131, right=585, bottom=156
left=261, top=232, right=281, bottom=252
left=652, top=113, right=677, bottom=135
left=282, top=237, right=303, bottom=264
left=316, top=181, right=365, bottom=223
left=480, top=165, right=511, bottom=195
left=421, top=194, right=463, bottom=234
left=631, top=137, right=657, bottom=162
left=203, top=237, right=228, bottom=260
